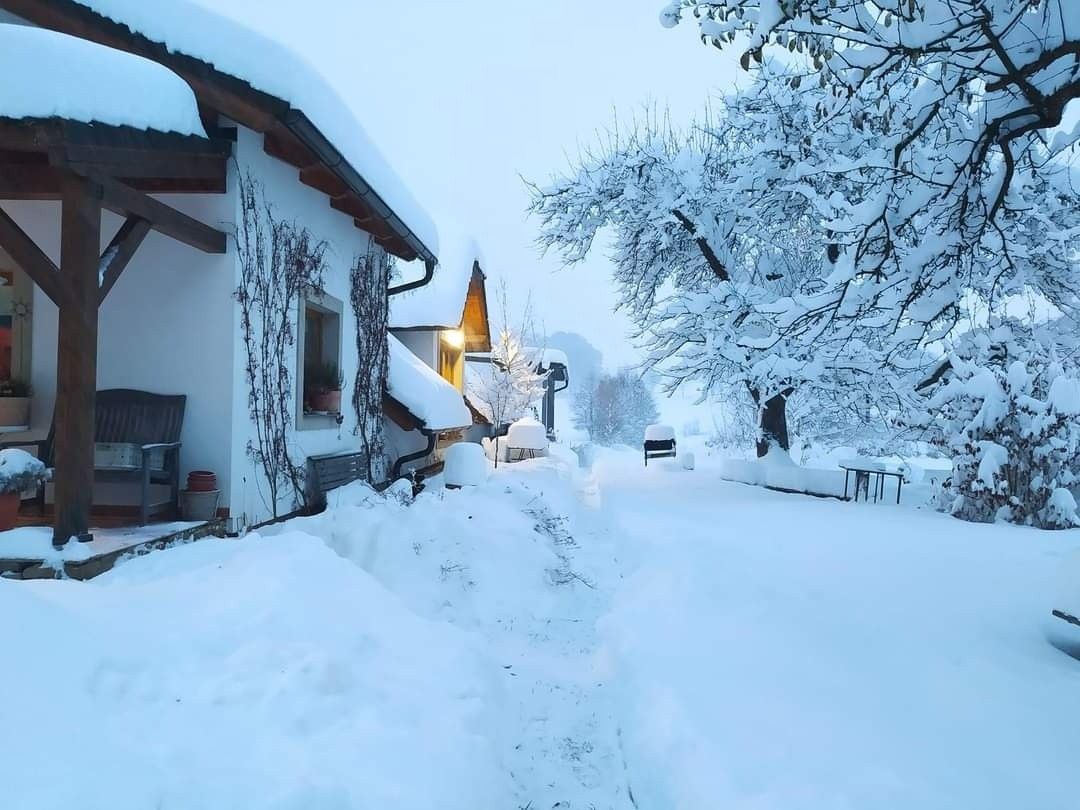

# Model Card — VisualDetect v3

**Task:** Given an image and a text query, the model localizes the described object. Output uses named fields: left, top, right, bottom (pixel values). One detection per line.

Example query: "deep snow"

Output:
left=3, top=446, right=1079, bottom=808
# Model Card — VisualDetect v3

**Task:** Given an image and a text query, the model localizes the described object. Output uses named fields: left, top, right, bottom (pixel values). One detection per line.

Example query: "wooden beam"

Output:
left=92, top=174, right=227, bottom=254
left=98, top=216, right=151, bottom=303
left=53, top=177, right=101, bottom=546
left=263, top=126, right=319, bottom=170
left=299, top=164, right=349, bottom=197
left=0, top=206, right=64, bottom=306
left=0, top=165, right=66, bottom=199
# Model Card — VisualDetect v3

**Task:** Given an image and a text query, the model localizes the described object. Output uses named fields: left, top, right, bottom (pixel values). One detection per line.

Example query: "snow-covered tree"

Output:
left=574, top=369, right=660, bottom=446
left=531, top=107, right=918, bottom=456
left=658, top=1, right=1080, bottom=346
left=469, top=285, right=547, bottom=465
left=916, top=318, right=1080, bottom=528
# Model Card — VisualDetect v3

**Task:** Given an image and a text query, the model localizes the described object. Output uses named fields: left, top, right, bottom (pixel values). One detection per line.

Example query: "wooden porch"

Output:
left=0, top=117, right=230, bottom=547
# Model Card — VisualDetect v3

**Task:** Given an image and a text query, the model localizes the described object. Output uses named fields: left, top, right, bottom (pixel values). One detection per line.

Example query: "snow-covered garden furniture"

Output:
left=0, top=389, right=185, bottom=526
left=506, top=417, right=548, bottom=461
left=840, top=462, right=904, bottom=504
left=443, top=442, right=488, bottom=488
left=305, top=451, right=369, bottom=510
left=643, top=424, right=676, bottom=466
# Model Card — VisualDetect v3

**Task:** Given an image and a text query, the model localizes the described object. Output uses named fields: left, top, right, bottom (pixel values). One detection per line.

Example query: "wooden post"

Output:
left=53, top=178, right=101, bottom=547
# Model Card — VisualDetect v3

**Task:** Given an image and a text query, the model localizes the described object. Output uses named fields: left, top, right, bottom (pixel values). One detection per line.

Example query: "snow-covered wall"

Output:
left=228, top=126, right=385, bottom=524
left=391, top=328, right=439, bottom=370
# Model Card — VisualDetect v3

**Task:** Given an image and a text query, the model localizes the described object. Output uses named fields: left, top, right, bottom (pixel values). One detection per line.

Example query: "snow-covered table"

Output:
left=840, top=462, right=904, bottom=504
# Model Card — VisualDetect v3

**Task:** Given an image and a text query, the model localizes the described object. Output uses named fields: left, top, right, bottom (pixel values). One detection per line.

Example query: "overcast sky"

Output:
left=196, top=0, right=741, bottom=370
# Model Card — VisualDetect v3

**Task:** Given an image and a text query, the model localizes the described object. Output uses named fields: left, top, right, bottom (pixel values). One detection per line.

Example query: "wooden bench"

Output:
left=644, top=438, right=677, bottom=466
left=306, top=451, right=368, bottom=510
left=2, top=389, right=185, bottom=525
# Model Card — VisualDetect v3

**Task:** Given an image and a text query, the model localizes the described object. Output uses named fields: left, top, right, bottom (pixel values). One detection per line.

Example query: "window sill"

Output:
left=297, top=412, right=342, bottom=432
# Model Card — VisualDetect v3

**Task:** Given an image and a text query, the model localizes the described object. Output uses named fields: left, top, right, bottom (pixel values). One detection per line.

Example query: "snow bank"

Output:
left=443, top=441, right=488, bottom=487
left=507, top=417, right=548, bottom=451
left=72, top=0, right=437, bottom=254
left=390, top=228, right=482, bottom=328
left=0, top=24, right=205, bottom=137
left=718, top=451, right=847, bottom=498
left=387, top=334, right=470, bottom=430
left=645, top=424, right=676, bottom=442
left=0, top=531, right=508, bottom=808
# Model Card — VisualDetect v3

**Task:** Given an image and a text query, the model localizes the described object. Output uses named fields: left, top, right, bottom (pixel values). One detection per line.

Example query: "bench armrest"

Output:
left=140, top=442, right=182, bottom=452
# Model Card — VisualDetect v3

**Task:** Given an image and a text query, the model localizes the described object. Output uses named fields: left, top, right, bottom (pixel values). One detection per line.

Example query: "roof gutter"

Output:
left=281, top=109, right=436, bottom=265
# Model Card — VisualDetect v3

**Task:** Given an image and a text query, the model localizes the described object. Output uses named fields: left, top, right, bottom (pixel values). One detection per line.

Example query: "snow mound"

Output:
left=0, top=24, right=205, bottom=137
left=645, top=424, right=676, bottom=442
left=0, top=447, right=45, bottom=479
left=719, top=454, right=847, bottom=498
left=443, top=442, right=488, bottom=487
left=0, top=531, right=508, bottom=808
left=387, top=334, right=470, bottom=430
left=507, top=417, right=548, bottom=451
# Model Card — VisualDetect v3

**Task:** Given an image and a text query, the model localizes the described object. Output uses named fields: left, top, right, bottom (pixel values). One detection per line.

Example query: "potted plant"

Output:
left=0, top=447, right=47, bottom=530
left=0, top=378, right=32, bottom=429
left=305, top=362, right=343, bottom=414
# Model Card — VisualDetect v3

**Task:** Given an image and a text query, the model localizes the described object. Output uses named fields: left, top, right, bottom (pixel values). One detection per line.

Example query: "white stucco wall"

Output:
left=391, top=328, right=439, bottom=369
left=228, top=126, right=381, bottom=524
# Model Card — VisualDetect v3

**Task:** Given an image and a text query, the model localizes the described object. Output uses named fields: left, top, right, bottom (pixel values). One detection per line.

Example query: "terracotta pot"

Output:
left=0, top=491, right=20, bottom=530
left=0, top=397, right=30, bottom=428
left=186, top=471, right=218, bottom=492
left=311, top=389, right=342, bottom=414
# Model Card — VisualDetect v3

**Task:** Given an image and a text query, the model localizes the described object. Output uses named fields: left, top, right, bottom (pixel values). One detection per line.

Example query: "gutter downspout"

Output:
left=388, top=257, right=436, bottom=296
left=391, top=429, right=436, bottom=480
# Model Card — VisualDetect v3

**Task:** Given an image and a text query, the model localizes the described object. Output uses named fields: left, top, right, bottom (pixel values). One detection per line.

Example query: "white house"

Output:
left=0, top=0, right=467, bottom=543
left=386, top=231, right=492, bottom=474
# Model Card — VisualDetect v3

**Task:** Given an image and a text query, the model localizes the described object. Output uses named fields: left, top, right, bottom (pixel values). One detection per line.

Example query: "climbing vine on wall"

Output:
left=235, top=171, right=329, bottom=517
left=350, top=243, right=391, bottom=482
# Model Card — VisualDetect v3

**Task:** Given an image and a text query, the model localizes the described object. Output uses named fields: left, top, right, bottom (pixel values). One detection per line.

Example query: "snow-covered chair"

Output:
left=643, top=424, right=677, bottom=466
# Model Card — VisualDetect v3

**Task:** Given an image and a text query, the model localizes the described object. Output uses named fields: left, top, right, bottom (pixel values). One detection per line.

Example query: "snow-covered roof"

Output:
left=387, top=334, right=471, bottom=431
left=68, top=0, right=438, bottom=255
left=0, top=24, right=205, bottom=137
left=390, top=230, right=483, bottom=329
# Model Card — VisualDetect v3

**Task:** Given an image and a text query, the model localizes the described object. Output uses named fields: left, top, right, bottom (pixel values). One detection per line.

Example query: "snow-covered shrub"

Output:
left=0, top=448, right=47, bottom=494
left=923, top=326, right=1080, bottom=529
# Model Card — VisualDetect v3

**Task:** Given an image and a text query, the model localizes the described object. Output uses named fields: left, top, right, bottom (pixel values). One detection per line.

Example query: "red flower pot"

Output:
left=186, top=471, right=218, bottom=492
left=310, top=389, right=342, bottom=414
left=0, top=491, right=20, bottom=531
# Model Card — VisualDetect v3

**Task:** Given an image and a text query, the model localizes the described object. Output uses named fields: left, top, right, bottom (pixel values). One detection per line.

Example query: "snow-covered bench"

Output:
left=643, top=424, right=677, bottom=466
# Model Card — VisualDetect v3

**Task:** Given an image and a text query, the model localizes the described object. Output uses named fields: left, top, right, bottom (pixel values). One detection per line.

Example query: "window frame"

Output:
left=295, top=289, right=344, bottom=431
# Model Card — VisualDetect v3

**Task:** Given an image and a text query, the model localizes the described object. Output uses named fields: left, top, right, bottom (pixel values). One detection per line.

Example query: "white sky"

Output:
left=197, top=0, right=741, bottom=370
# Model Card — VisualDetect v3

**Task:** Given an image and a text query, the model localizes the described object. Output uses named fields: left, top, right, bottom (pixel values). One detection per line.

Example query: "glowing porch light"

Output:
left=442, top=328, right=466, bottom=349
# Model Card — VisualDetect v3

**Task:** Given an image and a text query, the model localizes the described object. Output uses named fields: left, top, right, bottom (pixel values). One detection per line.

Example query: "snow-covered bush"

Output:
left=923, top=326, right=1080, bottom=529
left=0, top=448, right=47, bottom=495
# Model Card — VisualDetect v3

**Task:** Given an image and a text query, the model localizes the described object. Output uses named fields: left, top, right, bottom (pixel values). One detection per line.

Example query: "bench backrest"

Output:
left=644, top=439, right=677, bottom=454
left=306, top=451, right=369, bottom=509
left=43, top=389, right=187, bottom=465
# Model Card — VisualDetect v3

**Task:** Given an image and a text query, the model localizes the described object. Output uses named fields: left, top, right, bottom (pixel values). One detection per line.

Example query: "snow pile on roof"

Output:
left=390, top=229, right=483, bottom=329
left=0, top=24, right=205, bottom=137
left=0, top=531, right=506, bottom=808
left=71, top=0, right=437, bottom=254
left=387, top=334, right=470, bottom=430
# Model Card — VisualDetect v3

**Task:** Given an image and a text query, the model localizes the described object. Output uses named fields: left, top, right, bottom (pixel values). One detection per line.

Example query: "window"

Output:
left=0, top=263, right=32, bottom=385
left=439, top=329, right=465, bottom=390
left=296, top=292, right=343, bottom=428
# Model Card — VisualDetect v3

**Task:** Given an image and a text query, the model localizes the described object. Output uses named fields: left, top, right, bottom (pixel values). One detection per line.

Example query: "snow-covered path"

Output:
left=592, top=450, right=1080, bottom=809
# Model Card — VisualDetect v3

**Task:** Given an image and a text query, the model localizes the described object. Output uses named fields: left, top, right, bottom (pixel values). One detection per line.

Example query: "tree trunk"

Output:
left=755, top=391, right=791, bottom=458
